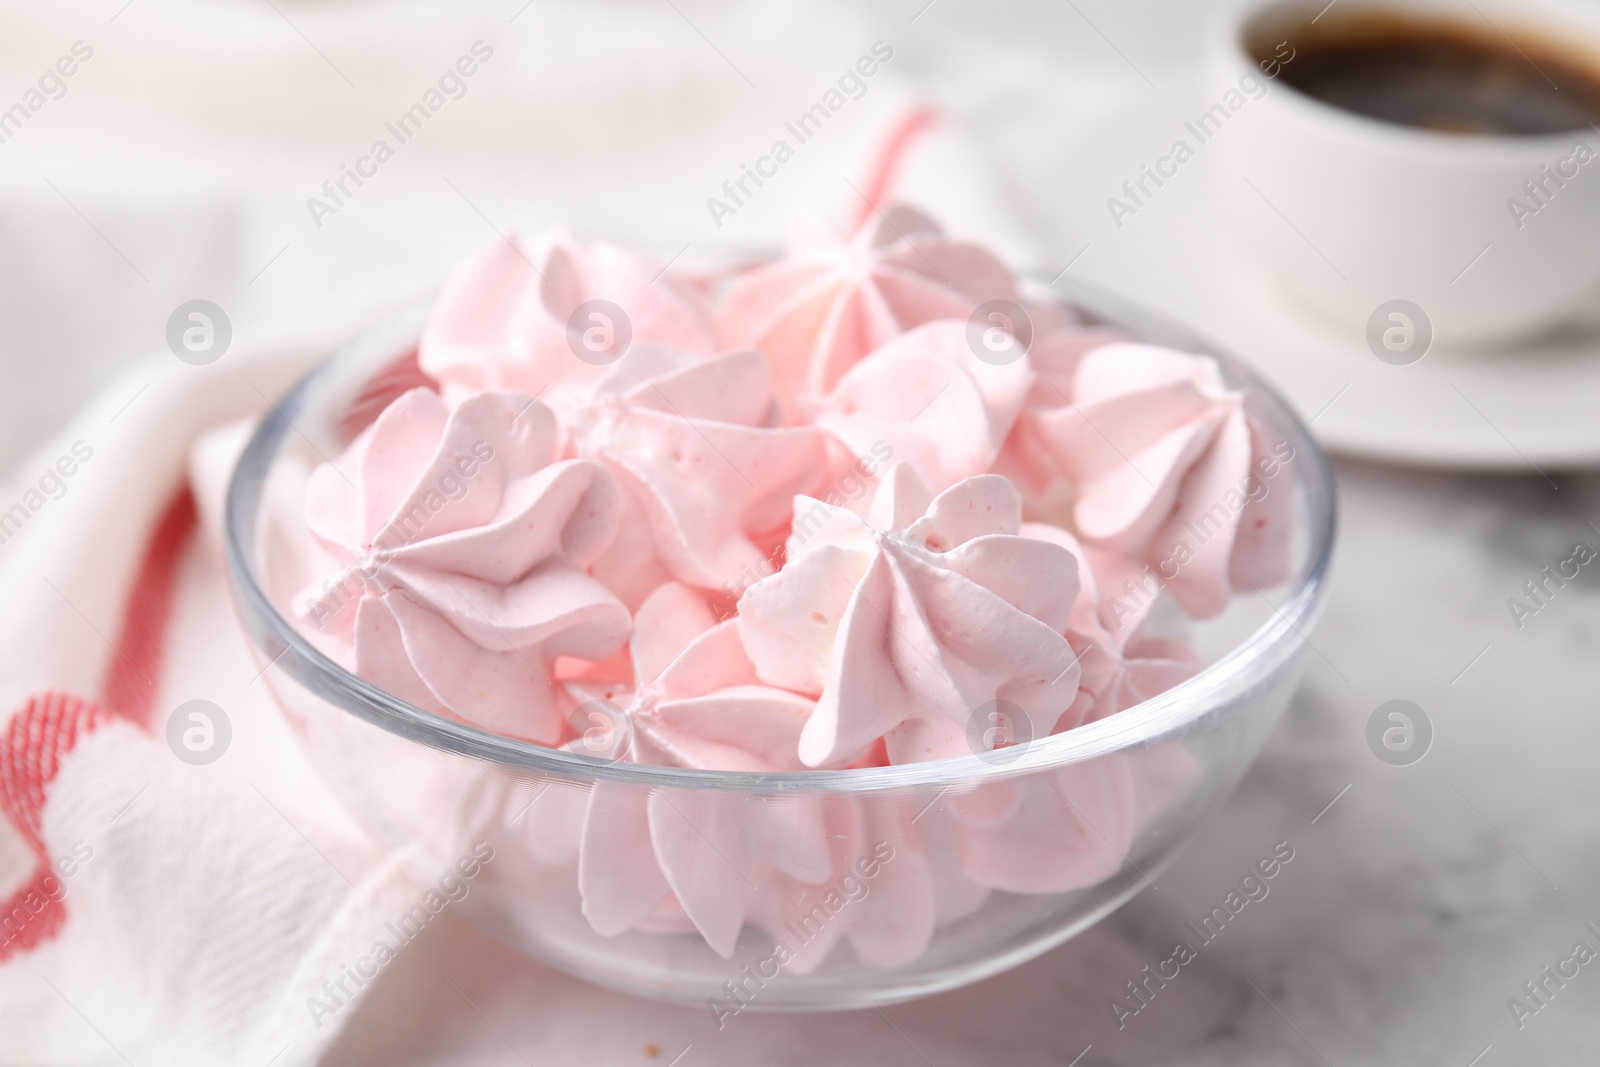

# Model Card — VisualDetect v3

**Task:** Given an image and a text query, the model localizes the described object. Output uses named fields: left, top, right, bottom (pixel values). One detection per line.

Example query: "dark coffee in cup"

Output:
left=1251, top=12, right=1600, bottom=135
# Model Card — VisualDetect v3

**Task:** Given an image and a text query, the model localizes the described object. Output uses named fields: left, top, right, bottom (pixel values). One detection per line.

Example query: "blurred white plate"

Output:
left=1043, top=85, right=1600, bottom=472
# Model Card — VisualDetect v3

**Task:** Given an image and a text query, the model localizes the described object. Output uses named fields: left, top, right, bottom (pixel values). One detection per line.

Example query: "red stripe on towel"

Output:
left=0, top=692, right=112, bottom=959
left=0, top=483, right=198, bottom=961
left=102, top=485, right=198, bottom=725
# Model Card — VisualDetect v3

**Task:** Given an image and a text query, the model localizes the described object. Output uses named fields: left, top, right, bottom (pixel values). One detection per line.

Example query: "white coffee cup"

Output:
left=1207, top=0, right=1600, bottom=347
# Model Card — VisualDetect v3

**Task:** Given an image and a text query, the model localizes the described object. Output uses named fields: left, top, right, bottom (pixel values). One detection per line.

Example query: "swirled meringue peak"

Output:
left=1022, top=522, right=1202, bottom=725
left=737, top=462, right=1083, bottom=767
left=625, top=585, right=816, bottom=774
left=570, top=587, right=945, bottom=964
left=815, top=320, right=1034, bottom=496
left=570, top=584, right=829, bottom=952
left=418, top=230, right=716, bottom=411
left=299, top=387, right=631, bottom=743
left=1024, top=343, right=1294, bottom=618
left=558, top=344, right=828, bottom=606
left=996, top=321, right=1130, bottom=505
left=718, top=205, right=1019, bottom=411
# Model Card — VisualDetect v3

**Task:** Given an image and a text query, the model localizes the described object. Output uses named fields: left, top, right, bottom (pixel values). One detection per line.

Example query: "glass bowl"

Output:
left=224, top=279, right=1335, bottom=1012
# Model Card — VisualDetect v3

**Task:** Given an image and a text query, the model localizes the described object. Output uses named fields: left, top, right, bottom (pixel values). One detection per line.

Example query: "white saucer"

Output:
left=1039, top=86, right=1600, bottom=471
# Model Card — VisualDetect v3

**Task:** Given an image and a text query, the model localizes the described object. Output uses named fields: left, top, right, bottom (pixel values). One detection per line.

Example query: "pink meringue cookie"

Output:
left=642, top=786, right=832, bottom=957
left=936, top=728, right=1201, bottom=900
left=745, top=796, right=939, bottom=974
left=994, top=323, right=1129, bottom=508
left=912, top=797, right=992, bottom=924
left=629, top=619, right=815, bottom=775
left=1024, top=323, right=1132, bottom=407
left=814, top=320, right=1035, bottom=496
left=570, top=590, right=833, bottom=954
left=300, top=387, right=630, bottom=743
left=718, top=205, right=1019, bottom=409
left=737, top=462, right=1083, bottom=767
left=418, top=231, right=716, bottom=411
left=555, top=345, right=827, bottom=606
left=1021, top=522, right=1202, bottom=725
left=589, top=786, right=947, bottom=972
left=594, top=770, right=942, bottom=972
left=557, top=580, right=815, bottom=775
left=919, top=526, right=1200, bottom=899
left=568, top=583, right=964, bottom=968
left=1021, top=343, right=1294, bottom=618
left=950, top=756, right=1134, bottom=894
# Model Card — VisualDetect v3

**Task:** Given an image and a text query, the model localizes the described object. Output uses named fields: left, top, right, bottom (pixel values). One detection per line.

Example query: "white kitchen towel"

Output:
left=0, top=298, right=440, bottom=1066
left=0, top=2, right=1037, bottom=1063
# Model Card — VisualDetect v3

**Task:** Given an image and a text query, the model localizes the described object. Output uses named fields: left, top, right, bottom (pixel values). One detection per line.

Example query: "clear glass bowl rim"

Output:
left=224, top=277, right=1337, bottom=794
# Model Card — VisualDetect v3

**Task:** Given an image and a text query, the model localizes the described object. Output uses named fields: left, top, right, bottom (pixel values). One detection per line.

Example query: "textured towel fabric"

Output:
left=0, top=308, right=439, bottom=1066
left=0, top=2, right=1034, bottom=1062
